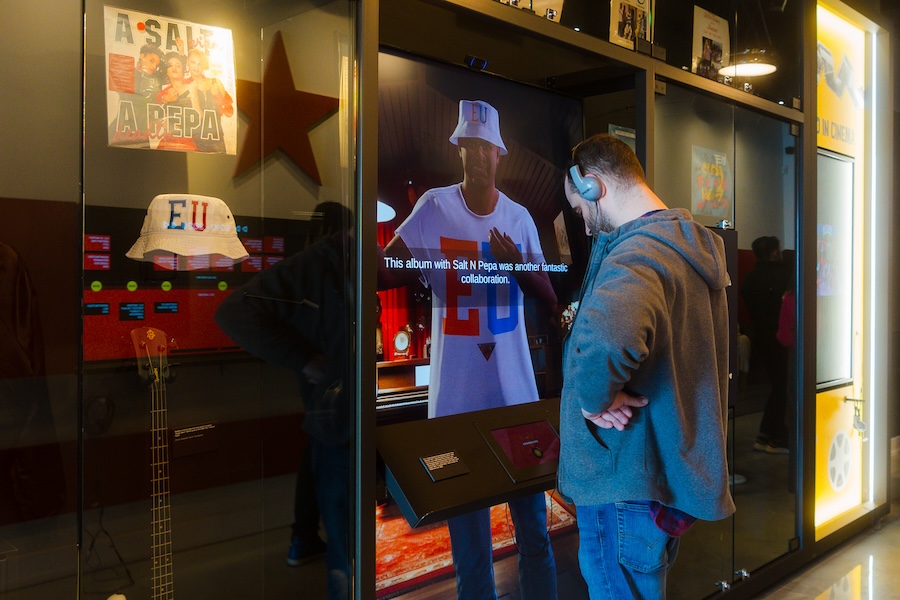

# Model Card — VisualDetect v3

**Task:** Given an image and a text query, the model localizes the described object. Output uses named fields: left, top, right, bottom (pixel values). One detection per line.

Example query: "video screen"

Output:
left=376, top=49, right=588, bottom=418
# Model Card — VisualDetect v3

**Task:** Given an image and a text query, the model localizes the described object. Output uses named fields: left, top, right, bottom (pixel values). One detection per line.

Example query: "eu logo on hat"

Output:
left=449, top=100, right=508, bottom=155
left=127, top=194, right=249, bottom=263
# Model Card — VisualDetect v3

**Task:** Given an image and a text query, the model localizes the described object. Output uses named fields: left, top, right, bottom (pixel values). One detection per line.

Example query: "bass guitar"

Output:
left=115, top=326, right=175, bottom=600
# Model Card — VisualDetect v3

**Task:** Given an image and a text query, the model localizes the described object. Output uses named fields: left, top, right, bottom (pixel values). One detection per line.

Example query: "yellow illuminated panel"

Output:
left=816, top=5, right=864, bottom=157
left=814, top=386, right=862, bottom=528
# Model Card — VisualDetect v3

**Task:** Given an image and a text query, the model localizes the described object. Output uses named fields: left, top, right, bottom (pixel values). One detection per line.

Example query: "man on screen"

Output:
left=378, top=100, right=558, bottom=599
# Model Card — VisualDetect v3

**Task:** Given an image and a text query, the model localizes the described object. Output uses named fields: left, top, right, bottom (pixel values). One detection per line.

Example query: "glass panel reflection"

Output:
left=79, top=1, right=357, bottom=599
left=653, top=85, right=735, bottom=600
left=731, top=105, right=799, bottom=576
left=655, top=84, right=800, bottom=588
left=0, top=200, right=80, bottom=598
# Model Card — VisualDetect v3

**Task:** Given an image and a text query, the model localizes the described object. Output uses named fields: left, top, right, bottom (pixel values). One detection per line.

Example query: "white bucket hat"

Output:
left=126, top=194, right=249, bottom=261
left=448, top=100, right=508, bottom=155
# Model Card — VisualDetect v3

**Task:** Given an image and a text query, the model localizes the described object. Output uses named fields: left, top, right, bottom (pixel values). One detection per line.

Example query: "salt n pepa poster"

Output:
left=104, top=6, right=237, bottom=154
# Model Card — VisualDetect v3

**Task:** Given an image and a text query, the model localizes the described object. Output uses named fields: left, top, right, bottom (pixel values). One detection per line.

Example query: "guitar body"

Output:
left=131, top=327, right=175, bottom=600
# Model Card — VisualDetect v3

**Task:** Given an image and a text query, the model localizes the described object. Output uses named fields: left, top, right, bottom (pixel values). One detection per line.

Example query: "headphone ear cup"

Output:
left=569, top=165, right=600, bottom=201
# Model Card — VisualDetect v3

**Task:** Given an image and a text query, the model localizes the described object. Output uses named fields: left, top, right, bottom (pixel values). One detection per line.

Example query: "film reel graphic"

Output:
left=827, top=430, right=852, bottom=491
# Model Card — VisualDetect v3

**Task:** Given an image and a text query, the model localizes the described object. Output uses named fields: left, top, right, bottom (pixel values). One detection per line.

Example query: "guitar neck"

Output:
left=151, top=377, right=174, bottom=599
left=132, top=326, right=175, bottom=600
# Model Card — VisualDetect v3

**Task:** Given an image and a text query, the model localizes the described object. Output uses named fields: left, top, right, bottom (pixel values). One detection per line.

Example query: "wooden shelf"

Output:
left=377, top=358, right=431, bottom=395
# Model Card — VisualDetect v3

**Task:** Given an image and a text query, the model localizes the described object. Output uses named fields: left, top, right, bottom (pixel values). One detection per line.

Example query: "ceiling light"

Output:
left=377, top=201, right=396, bottom=223
left=718, top=48, right=777, bottom=77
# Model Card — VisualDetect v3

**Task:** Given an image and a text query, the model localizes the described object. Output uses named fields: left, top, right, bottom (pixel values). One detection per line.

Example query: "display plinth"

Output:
left=377, top=398, right=560, bottom=528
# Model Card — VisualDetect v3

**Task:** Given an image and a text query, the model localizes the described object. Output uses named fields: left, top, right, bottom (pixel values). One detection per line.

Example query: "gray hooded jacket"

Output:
left=558, top=208, right=736, bottom=521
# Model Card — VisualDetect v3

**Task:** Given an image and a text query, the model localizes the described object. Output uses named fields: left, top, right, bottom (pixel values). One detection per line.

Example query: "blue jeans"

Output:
left=309, top=439, right=351, bottom=600
left=447, top=492, right=557, bottom=600
left=576, top=502, right=679, bottom=600
left=292, top=449, right=322, bottom=543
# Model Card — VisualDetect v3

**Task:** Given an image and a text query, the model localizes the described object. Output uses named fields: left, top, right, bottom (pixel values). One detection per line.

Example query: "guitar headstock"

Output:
left=130, top=327, right=170, bottom=383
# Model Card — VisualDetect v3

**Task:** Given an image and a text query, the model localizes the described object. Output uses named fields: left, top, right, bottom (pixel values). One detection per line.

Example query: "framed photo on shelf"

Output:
left=609, top=0, right=654, bottom=51
left=691, top=6, right=730, bottom=80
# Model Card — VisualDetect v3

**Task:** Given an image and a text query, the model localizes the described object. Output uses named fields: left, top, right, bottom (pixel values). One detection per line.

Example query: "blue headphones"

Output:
left=569, top=164, right=600, bottom=201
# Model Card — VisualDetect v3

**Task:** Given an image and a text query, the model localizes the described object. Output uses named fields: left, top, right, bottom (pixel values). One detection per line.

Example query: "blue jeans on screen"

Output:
left=447, top=492, right=557, bottom=600
left=576, top=502, right=680, bottom=600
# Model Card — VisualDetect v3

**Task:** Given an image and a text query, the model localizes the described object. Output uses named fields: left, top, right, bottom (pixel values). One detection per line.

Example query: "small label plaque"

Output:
left=419, top=451, right=469, bottom=482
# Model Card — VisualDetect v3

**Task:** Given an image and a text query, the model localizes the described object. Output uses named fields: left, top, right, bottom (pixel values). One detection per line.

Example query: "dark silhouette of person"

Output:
left=0, top=242, right=66, bottom=523
left=215, top=202, right=353, bottom=600
left=741, top=236, right=789, bottom=453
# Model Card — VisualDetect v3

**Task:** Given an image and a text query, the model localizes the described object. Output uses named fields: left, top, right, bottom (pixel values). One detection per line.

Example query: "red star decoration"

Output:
left=233, top=31, right=339, bottom=184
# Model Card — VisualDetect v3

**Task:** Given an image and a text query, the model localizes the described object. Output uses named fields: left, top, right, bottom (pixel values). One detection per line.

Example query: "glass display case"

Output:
left=0, top=0, right=892, bottom=599
left=2, top=1, right=360, bottom=598
left=83, top=1, right=359, bottom=597
left=654, top=82, right=800, bottom=597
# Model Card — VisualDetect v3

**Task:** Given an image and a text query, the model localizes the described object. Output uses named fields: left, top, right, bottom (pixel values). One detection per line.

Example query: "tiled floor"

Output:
left=394, top=430, right=899, bottom=600
left=756, top=518, right=900, bottom=599
left=4, top=433, right=897, bottom=599
left=755, top=438, right=900, bottom=600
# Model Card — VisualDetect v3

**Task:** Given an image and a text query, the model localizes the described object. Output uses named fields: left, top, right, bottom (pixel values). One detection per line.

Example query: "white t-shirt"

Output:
left=396, top=184, right=545, bottom=418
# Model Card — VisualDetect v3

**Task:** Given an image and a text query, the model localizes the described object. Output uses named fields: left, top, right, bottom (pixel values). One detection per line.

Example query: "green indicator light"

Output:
left=127, top=281, right=138, bottom=292
left=90, top=281, right=102, bottom=292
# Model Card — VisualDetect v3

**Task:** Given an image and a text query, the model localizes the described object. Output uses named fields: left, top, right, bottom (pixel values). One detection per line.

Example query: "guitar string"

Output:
left=147, top=341, right=174, bottom=598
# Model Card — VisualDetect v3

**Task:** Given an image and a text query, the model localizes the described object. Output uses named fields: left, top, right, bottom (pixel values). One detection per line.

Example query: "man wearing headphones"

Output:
left=558, top=134, right=735, bottom=598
